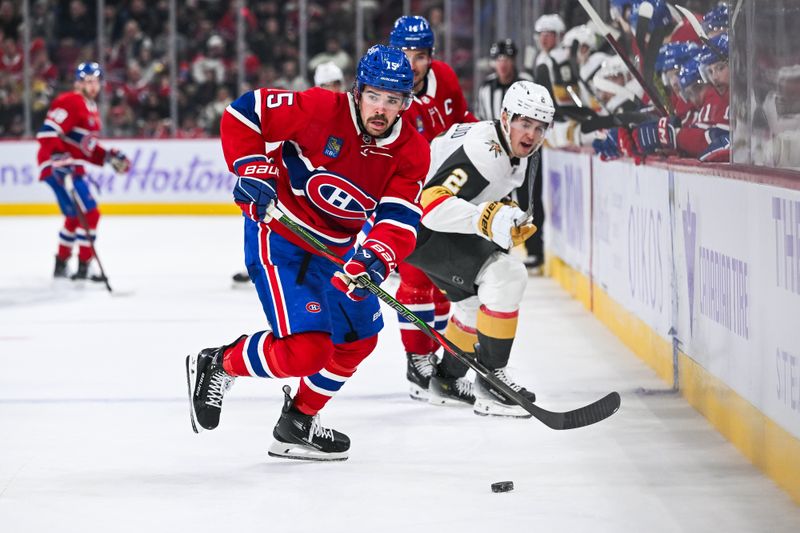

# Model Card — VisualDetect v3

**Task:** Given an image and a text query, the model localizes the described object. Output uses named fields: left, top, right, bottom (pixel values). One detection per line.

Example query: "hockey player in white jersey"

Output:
left=405, top=81, right=554, bottom=417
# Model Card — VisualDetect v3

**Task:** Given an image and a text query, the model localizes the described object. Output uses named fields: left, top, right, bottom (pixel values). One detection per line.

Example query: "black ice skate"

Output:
left=185, top=338, right=241, bottom=433
left=70, top=260, right=107, bottom=283
left=428, top=372, right=475, bottom=407
left=54, top=256, right=69, bottom=278
left=406, top=352, right=435, bottom=401
left=473, top=368, right=536, bottom=418
left=231, top=271, right=250, bottom=285
left=268, top=385, right=350, bottom=462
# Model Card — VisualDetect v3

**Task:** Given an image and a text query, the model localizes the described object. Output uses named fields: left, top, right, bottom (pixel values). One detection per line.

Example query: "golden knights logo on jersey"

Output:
left=485, top=139, right=503, bottom=158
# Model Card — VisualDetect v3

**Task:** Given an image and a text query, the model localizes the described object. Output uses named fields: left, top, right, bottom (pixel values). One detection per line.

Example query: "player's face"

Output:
left=359, top=86, right=405, bottom=136
left=684, top=82, right=707, bottom=107
left=537, top=32, right=557, bottom=52
left=402, top=49, right=432, bottom=91
left=77, top=76, right=101, bottom=100
left=708, top=61, right=729, bottom=93
left=507, top=114, right=548, bottom=158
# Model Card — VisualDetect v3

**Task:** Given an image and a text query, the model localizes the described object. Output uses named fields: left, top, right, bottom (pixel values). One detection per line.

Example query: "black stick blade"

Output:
left=555, top=391, right=621, bottom=430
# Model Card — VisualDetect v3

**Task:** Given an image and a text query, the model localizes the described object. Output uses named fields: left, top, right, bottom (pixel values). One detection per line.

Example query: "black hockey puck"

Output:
left=491, top=481, right=514, bottom=493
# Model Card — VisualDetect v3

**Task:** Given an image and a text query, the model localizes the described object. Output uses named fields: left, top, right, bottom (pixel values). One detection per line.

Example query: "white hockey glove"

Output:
left=475, top=201, right=538, bottom=250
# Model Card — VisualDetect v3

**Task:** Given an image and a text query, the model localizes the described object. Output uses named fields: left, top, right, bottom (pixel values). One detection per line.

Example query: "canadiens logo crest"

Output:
left=304, top=171, right=377, bottom=220
left=306, top=302, right=321, bottom=313
left=485, top=140, right=503, bottom=158
left=323, top=136, right=343, bottom=158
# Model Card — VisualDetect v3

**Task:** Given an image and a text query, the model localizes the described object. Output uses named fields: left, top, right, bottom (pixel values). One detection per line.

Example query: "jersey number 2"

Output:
left=266, top=93, right=295, bottom=108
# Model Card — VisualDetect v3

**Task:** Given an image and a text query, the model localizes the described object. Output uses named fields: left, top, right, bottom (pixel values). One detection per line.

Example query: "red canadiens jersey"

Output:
left=402, top=60, right=477, bottom=143
left=36, top=91, right=107, bottom=179
left=677, top=86, right=730, bottom=157
left=221, top=87, right=430, bottom=263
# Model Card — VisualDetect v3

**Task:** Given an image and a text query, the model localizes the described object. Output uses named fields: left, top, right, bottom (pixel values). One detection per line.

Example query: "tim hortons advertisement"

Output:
left=542, top=148, right=592, bottom=274
left=592, top=159, right=673, bottom=339
left=673, top=172, right=800, bottom=439
left=0, top=140, right=236, bottom=205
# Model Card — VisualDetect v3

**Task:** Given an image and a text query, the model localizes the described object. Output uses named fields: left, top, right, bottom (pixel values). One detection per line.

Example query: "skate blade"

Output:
left=185, top=354, right=202, bottom=434
left=473, top=397, right=533, bottom=419
left=408, top=382, right=429, bottom=402
left=267, top=441, right=348, bottom=462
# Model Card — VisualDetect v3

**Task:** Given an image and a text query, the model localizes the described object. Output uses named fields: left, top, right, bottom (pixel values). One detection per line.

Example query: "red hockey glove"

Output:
left=331, top=242, right=395, bottom=301
left=106, top=148, right=131, bottom=173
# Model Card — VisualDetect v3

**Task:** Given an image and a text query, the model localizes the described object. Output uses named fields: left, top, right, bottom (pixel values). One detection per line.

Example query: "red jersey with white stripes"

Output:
left=677, top=87, right=730, bottom=157
left=36, top=91, right=107, bottom=179
left=403, top=59, right=477, bottom=142
left=220, top=87, right=429, bottom=263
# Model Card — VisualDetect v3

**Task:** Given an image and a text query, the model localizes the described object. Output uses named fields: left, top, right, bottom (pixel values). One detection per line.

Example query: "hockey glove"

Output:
left=592, top=130, right=621, bottom=160
left=330, top=242, right=394, bottom=301
left=634, top=117, right=677, bottom=154
left=475, top=201, right=531, bottom=250
left=105, top=148, right=131, bottom=173
left=699, top=129, right=730, bottom=162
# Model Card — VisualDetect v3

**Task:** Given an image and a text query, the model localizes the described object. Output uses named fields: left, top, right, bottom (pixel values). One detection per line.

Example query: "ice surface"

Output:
left=1, top=216, right=799, bottom=533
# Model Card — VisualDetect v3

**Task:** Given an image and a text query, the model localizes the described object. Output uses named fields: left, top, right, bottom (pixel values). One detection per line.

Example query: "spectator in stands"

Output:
left=29, top=0, right=55, bottom=42
left=275, top=59, right=308, bottom=91
left=202, top=86, right=231, bottom=135
left=192, top=34, right=227, bottom=85
left=313, top=61, right=345, bottom=92
left=308, top=36, right=352, bottom=74
left=57, top=0, right=96, bottom=46
left=0, top=36, right=21, bottom=78
left=0, top=0, right=21, bottom=41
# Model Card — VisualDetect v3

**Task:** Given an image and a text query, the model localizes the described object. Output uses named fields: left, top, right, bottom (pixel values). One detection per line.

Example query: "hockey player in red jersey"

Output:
left=37, top=62, right=130, bottom=281
left=387, top=15, right=479, bottom=403
left=186, top=45, right=429, bottom=461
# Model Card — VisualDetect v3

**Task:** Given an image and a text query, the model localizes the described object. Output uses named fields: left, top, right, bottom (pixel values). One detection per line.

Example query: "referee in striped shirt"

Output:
left=476, top=39, right=533, bottom=121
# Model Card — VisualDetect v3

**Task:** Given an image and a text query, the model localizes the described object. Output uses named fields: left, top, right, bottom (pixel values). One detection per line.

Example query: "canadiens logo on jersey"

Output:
left=304, top=171, right=377, bottom=221
left=323, top=136, right=343, bottom=158
left=485, top=140, right=503, bottom=158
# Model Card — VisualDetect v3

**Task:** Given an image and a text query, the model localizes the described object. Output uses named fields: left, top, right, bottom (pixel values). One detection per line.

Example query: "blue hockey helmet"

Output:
left=678, top=58, right=704, bottom=91
left=656, top=42, right=700, bottom=73
left=702, top=3, right=729, bottom=34
left=75, top=61, right=103, bottom=81
left=389, top=15, right=434, bottom=50
left=610, top=0, right=639, bottom=22
left=700, top=32, right=729, bottom=64
left=355, top=45, right=414, bottom=108
left=630, top=0, right=673, bottom=35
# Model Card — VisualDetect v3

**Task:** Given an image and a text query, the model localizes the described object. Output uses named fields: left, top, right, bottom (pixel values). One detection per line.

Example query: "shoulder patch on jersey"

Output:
left=305, top=171, right=377, bottom=221
left=485, top=139, right=503, bottom=158
left=323, top=136, right=344, bottom=158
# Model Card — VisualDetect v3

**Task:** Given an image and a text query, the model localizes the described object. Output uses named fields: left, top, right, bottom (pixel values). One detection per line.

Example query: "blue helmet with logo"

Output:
left=75, top=61, right=103, bottom=81
left=656, top=42, right=700, bottom=73
left=355, top=45, right=414, bottom=106
left=389, top=15, right=434, bottom=50
left=679, top=58, right=704, bottom=91
left=702, top=3, right=729, bottom=34
left=700, top=32, right=729, bottom=64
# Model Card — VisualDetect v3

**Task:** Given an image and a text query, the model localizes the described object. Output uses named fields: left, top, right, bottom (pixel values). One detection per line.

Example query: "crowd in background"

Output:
left=1, top=0, right=729, bottom=165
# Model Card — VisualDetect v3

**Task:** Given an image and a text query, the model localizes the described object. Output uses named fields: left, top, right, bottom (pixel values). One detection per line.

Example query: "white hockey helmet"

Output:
left=562, top=24, right=597, bottom=53
left=500, top=81, right=555, bottom=156
left=534, top=14, right=566, bottom=34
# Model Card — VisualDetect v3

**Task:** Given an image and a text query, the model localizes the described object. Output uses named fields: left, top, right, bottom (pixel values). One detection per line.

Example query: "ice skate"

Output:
left=70, top=260, right=107, bottom=283
left=406, top=352, right=434, bottom=401
left=268, top=385, right=350, bottom=462
left=231, top=271, right=251, bottom=288
left=185, top=338, right=241, bottom=433
left=54, top=256, right=70, bottom=278
left=428, top=372, right=475, bottom=407
left=473, top=367, right=536, bottom=418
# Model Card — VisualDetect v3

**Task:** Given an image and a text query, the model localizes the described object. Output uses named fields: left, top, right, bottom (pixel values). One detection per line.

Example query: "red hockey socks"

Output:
left=222, top=330, right=334, bottom=379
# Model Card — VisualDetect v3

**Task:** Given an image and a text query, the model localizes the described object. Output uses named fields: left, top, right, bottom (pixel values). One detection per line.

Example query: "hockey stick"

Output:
left=64, top=174, right=113, bottom=293
left=266, top=203, right=621, bottom=430
left=671, top=4, right=725, bottom=59
left=577, top=0, right=669, bottom=116
left=519, top=150, right=541, bottom=223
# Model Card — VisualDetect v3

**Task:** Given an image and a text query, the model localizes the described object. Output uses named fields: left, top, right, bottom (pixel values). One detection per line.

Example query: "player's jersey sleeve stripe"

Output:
left=378, top=196, right=422, bottom=215
left=373, top=201, right=421, bottom=229
left=42, top=119, right=63, bottom=134
left=373, top=218, right=418, bottom=237
left=226, top=91, right=262, bottom=134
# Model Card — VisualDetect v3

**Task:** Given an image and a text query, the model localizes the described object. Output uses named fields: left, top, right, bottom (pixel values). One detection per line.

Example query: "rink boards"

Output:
left=0, top=139, right=239, bottom=215
left=543, top=147, right=800, bottom=503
